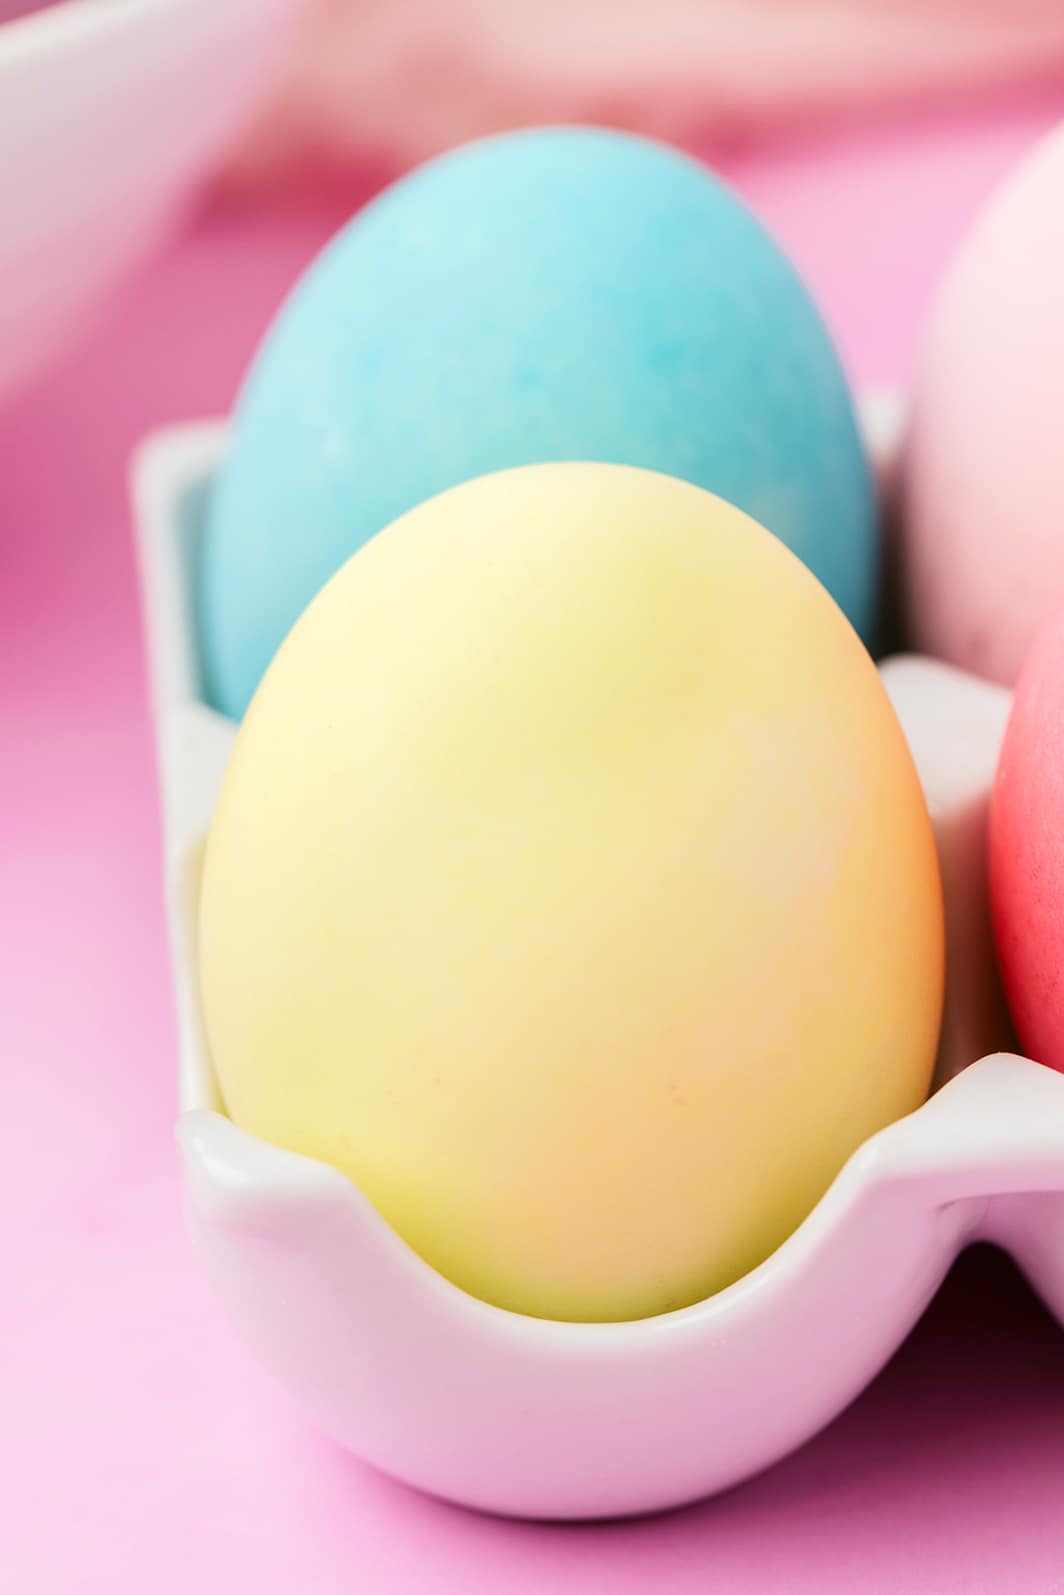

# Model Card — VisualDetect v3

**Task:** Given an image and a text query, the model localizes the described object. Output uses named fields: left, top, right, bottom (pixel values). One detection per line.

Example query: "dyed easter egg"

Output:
left=199, top=125, right=877, bottom=719
left=900, top=121, right=1064, bottom=685
left=198, top=464, right=943, bottom=1324
left=990, top=602, right=1064, bottom=1071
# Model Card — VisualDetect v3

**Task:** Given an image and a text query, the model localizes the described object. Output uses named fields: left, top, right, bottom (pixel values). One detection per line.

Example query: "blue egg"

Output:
left=200, top=126, right=877, bottom=719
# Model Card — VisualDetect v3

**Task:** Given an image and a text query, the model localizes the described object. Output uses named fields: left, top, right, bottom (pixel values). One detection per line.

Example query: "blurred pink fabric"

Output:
left=230, top=0, right=1064, bottom=180
left=0, top=2, right=58, bottom=19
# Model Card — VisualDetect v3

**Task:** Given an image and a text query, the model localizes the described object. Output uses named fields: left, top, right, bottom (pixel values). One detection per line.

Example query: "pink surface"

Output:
left=4, top=98, right=1064, bottom=1590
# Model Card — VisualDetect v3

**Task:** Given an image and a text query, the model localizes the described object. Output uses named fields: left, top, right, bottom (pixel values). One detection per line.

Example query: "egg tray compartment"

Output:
left=133, top=410, right=1064, bottom=1522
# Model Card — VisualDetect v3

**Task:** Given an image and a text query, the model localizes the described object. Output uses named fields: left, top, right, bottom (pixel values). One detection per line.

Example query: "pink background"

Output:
left=5, top=96, right=1064, bottom=1591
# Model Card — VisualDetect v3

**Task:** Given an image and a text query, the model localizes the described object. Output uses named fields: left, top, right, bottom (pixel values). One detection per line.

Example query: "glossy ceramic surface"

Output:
left=0, top=0, right=304, bottom=403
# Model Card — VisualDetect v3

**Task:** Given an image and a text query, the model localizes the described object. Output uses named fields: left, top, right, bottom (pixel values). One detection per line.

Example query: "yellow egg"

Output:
left=199, top=463, right=943, bottom=1323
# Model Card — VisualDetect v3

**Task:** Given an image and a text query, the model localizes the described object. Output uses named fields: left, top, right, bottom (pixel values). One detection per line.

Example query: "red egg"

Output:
left=989, top=605, right=1064, bottom=1073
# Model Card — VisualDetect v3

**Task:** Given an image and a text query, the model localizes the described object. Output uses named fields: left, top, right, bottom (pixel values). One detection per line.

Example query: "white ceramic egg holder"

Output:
left=133, top=407, right=1064, bottom=1521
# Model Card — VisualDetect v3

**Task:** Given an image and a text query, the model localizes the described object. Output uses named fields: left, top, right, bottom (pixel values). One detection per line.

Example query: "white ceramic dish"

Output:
left=0, top=0, right=305, bottom=404
left=132, top=416, right=1064, bottom=1520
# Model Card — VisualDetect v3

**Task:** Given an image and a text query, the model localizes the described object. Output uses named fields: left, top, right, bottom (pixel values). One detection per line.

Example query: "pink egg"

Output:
left=899, top=121, right=1064, bottom=686
left=989, top=602, right=1064, bottom=1072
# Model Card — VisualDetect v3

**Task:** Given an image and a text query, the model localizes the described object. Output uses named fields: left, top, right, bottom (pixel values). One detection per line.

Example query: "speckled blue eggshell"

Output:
left=200, top=126, right=877, bottom=719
